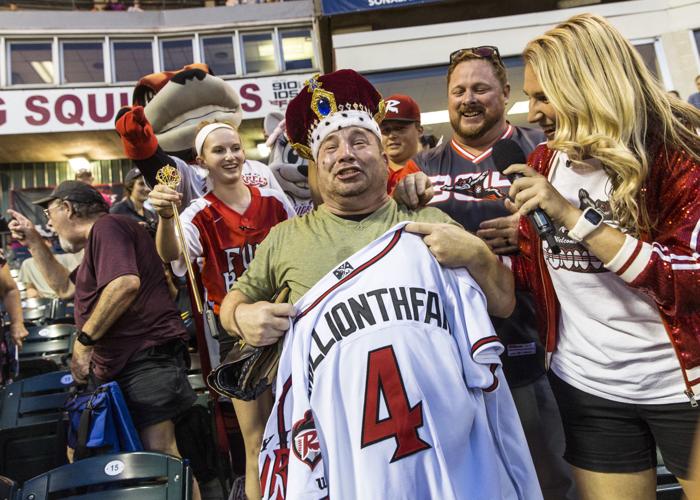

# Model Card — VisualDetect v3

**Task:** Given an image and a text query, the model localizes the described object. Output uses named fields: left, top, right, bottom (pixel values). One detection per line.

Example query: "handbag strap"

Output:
left=74, top=401, right=93, bottom=461
left=74, top=388, right=103, bottom=460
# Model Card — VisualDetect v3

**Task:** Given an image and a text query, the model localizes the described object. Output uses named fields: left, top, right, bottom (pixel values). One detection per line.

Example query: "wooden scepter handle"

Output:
left=171, top=202, right=203, bottom=314
left=155, top=165, right=204, bottom=315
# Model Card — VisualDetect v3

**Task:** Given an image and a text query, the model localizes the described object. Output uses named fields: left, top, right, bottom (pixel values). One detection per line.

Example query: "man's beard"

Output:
left=450, top=107, right=501, bottom=142
left=58, top=236, right=77, bottom=253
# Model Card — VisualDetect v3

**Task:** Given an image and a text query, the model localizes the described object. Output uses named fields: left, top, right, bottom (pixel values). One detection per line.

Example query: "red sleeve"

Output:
left=387, top=160, right=421, bottom=195
left=604, top=148, right=700, bottom=314
left=504, top=144, right=555, bottom=292
left=502, top=217, right=536, bottom=292
left=91, top=216, right=140, bottom=291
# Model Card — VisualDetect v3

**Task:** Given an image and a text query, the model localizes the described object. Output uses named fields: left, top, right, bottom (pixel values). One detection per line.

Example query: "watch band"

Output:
left=567, top=207, right=604, bottom=243
left=77, top=330, right=96, bottom=346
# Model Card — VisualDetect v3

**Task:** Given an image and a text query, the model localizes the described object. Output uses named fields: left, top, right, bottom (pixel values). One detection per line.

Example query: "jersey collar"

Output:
left=450, top=124, right=514, bottom=164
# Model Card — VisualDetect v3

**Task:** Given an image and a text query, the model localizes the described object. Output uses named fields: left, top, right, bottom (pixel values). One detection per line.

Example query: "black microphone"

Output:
left=492, top=139, right=561, bottom=255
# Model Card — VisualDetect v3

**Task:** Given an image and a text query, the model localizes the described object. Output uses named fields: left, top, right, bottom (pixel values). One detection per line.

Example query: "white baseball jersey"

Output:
left=259, top=223, right=541, bottom=500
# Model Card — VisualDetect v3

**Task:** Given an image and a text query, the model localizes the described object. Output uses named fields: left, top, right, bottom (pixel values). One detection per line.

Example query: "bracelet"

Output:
left=231, top=305, right=244, bottom=337
left=160, top=212, right=174, bottom=220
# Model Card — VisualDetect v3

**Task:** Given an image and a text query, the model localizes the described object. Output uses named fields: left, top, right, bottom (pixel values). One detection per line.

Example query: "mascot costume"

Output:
left=263, top=112, right=313, bottom=216
left=115, top=63, right=284, bottom=208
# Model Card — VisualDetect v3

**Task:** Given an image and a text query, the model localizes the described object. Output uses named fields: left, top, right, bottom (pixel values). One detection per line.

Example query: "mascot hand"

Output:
left=115, top=106, right=159, bottom=160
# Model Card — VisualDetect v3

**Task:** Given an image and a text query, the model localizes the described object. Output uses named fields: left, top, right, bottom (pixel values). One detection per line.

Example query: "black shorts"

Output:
left=92, top=339, right=196, bottom=430
left=211, top=313, right=237, bottom=363
left=549, top=373, right=699, bottom=478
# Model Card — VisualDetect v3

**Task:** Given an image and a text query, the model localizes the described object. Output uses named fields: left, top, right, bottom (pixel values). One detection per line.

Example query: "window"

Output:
left=61, top=41, right=104, bottom=83
left=201, top=36, right=236, bottom=76
left=161, top=39, right=193, bottom=71
left=113, top=41, right=154, bottom=82
left=280, top=29, right=315, bottom=71
left=242, top=32, right=276, bottom=74
left=634, top=41, right=661, bottom=79
left=9, top=42, right=53, bottom=85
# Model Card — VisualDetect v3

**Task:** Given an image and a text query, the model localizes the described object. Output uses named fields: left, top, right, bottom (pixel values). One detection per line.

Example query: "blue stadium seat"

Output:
left=20, top=298, right=52, bottom=324
left=24, top=324, right=75, bottom=342
left=20, top=452, right=192, bottom=500
left=17, top=332, right=75, bottom=379
left=0, top=475, right=17, bottom=500
left=0, top=371, right=73, bottom=482
left=656, top=464, right=683, bottom=499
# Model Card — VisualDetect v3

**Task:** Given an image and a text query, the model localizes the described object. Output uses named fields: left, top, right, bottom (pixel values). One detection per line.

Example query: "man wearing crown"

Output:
left=217, top=70, right=538, bottom=499
left=221, top=69, right=515, bottom=325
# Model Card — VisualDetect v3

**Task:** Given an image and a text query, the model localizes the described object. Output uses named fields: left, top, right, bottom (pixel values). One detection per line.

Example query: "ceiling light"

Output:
left=420, top=110, right=450, bottom=126
left=257, top=42, right=274, bottom=58
left=68, top=157, right=91, bottom=172
left=507, top=101, right=530, bottom=116
left=30, top=60, right=54, bottom=84
left=282, top=38, right=313, bottom=61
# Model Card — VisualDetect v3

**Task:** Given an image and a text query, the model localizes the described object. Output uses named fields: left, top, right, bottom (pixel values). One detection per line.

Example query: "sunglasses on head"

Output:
left=449, top=46, right=503, bottom=65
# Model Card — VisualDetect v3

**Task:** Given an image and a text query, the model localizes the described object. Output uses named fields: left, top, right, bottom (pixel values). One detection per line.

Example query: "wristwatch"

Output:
left=567, top=207, right=604, bottom=243
left=76, top=330, right=96, bottom=346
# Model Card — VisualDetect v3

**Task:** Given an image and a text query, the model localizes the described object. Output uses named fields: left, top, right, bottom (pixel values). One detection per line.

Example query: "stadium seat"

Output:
left=0, top=371, right=73, bottom=482
left=20, top=298, right=52, bottom=323
left=17, top=332, right=74, bottom=378
left=656, top=464, right=683, bottom=499
left=24, top=324, right=75, bottom=342
left=20, top=451, right=193, bottom=500
left=187, top=373, right=207, bottom=395
left=0, top=475, right=17, bottom=500
left=47, top=300, right=75, bottom=324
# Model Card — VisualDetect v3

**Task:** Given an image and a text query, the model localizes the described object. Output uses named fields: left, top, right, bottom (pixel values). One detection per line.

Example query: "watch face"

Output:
left=584, top=208, right=603, bottom=225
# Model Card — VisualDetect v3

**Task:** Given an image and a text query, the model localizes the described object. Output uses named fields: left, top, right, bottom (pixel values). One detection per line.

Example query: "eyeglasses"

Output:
left=449, top=46, right=503, bottom=66
left=42, top=203, right=62, bottom=220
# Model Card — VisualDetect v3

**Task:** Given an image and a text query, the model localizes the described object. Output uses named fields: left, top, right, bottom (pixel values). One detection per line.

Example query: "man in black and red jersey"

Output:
left=398, top=46, right=575, bottom=500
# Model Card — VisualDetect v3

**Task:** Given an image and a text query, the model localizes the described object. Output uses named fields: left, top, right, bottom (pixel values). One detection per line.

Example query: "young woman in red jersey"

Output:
left=151, top=120, right=294, bottom=500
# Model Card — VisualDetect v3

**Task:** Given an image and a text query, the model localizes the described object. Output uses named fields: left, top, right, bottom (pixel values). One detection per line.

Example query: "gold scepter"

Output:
left=156, top=165, right=203, bottom=314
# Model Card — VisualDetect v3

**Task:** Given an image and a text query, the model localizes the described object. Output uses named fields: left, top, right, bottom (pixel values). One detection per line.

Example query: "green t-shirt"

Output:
left=234, top=199, right=457, bottom=304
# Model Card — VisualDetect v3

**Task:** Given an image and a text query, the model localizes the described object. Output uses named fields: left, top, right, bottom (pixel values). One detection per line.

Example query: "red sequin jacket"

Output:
left=508, top=143, right=700, bottom=400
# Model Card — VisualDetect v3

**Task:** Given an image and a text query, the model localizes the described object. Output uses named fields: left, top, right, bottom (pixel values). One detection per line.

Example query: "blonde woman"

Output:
left=150, top=120, right=295, bottom=500
left=500, top=13, right=700, bottom=500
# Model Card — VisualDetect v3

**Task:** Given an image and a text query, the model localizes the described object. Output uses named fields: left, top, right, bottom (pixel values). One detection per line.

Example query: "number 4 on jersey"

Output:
left=361, top=346, right=431, bottom=462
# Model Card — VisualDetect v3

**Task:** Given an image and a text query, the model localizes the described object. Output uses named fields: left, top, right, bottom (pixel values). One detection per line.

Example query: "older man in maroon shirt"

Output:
left=9, top=181, right=198, bottom=496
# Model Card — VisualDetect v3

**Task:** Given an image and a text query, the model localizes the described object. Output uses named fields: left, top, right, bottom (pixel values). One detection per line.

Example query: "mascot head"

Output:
left=264, top=111, right=313, bottom=216
left=133, top=63, right=242, bottom=161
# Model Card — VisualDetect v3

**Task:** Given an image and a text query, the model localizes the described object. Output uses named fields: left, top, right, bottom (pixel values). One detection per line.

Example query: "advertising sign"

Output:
left=321, top=0, right=442, bottom=16
left=0, top=73, right=313, bottom=135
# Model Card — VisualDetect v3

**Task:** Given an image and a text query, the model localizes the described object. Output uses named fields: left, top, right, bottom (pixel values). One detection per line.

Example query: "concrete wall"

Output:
left=0, top=1, right=314, bottom=33
left=333, top=0, right=700, bottom=100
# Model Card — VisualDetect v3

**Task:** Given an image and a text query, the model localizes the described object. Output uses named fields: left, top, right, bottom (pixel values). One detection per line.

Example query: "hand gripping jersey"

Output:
left=259, top=223, right=541, bottom=500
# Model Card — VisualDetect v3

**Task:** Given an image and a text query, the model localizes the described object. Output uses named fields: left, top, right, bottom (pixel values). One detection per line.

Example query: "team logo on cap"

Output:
left=333, top=262, right=354, bottom=280
left=385, top=99, right=401, bottom=114
left=292, top=410, right=322, bottom=470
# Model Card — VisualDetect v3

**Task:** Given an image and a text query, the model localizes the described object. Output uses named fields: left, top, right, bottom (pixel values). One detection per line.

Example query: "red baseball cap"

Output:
left=383, top=94, right=421, bottom=123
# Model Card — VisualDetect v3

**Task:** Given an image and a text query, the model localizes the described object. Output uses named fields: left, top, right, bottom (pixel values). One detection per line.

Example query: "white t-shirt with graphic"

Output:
left=546, top=152, right=686, bottom=404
